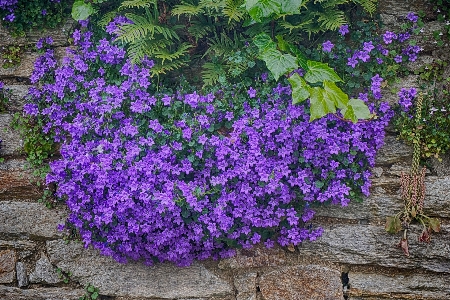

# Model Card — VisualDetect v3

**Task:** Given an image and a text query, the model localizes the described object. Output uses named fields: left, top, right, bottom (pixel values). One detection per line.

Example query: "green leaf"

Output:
left=280, top=0, right=303, bottom=14
left=429, top=218, right=441, bottom=232
left=245, top=0, right=281, bottom=22
left=253, top=33, right=276, bottom=52
left=341, top=98, right=371, bottom=123
left=87, top=285, right=95, bottom=293
left=286, top=43, right=308, bottom=70
left=72, top=0, right=95, bottom=21
left=304, top=61, right=342, bottom=83
left=323, top=81, right=348, bottom=109
left=288, top=73, right=310, bottom=104
left=259, top=48, right=298, bottom=81
left=385, top=216, right=402, bottom=234
left=91, top=292, right=99, bottom=300
left=275, top=35, right=289, bottom=52
left=309, top=87, right=336, bottom=121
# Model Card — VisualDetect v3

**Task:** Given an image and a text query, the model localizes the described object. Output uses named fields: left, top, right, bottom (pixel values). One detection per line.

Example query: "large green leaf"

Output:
left=323, top=81, right=348, bottom=109
left=259, top=48, right=298, bottom=81
left=72, top=0, right=95, bottom=21
left=245, top=0, right=281, bottom=22
left=341, top=98, right=371, bottom=123
left=309, top=86, right=336, bottom=121
left=280, top=0, right=303, bottom=14
left=288, top=73, right=310, bottom=104
left=304, top=60, right=342, bottom=83
left=253, top=33, right=276, bottom=52
left=286, top=43, right=308, bottom=70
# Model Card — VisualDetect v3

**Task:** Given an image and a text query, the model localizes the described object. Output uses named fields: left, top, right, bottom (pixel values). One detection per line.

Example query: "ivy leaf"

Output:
left=259, top=48, right=298, bottom=81
left=309, top=86, right=336, bottom=121
left=428, top=218, right=441, bottom=232
left=253, top=33, right=276, bottom=52
left=341, top=98, right=371, bottom=123
left=288, top=73, right=310, bottom=104
left=323, top=81, right=348, bottom=109
left=280, top=0, right=303, bottom=14
left=385, top=216, right=402, bottom=234
left=304, top=60, right=342, bottom=83
left=72, top=0, right=95, bottom=21
left=245, top=0, right=281, bottom=22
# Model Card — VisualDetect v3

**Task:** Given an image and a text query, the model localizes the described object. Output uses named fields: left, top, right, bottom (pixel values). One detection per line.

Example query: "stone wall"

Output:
left=0, top=1, right=449, bottom=299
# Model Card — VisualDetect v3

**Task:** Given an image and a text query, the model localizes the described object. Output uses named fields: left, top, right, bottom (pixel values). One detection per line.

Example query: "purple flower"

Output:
left=322, top=40, right=334, bottom=52
left=347, top=56, right=358, bottom=68
left=363, top=41, right=374, bottom=53
left=398, top=88, right=417, bottom=111
left=394, top=55, right=403, bottom=63
left=339, top=24, right=349, bottom=36
left=248, top=87, right=257, bottom=98
left=407, top=12, right=419, bottom=23
left=383, top=31, right=397, bottom=44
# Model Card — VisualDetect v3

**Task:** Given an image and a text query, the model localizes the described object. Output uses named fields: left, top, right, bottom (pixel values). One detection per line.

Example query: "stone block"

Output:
left=218, top=244, right=286, bottom=270
left=296, top=224, right=450, bottom=274
left=0, top=51, right=39, bottom=78
left=0, top=159, right=42, bottom=200
left=0, top=249, right=16, bottom=283
left=234, top=272, right=257, bottom=300
left=0, top=286, right=84, bottom=300
left=347, top=271, right=450, bottom=299
left=16, top=261, right=28, bottom=287
left=0, top=201, right=66, bottom=239
left=46, top=239, right=233, bottom=299
left=259, top=265, right=342, bottom=300
left=29, top=254, right=61, bottom=284
left=0, top=113, right=23, bottom=156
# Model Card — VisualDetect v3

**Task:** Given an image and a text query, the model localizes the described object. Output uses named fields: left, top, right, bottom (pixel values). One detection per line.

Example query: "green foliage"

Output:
left=79, top=284, right=100, bottom=300
left=72, top=0, right=96, bottom=21
left=1, top=45, right=22, bottom=69
left=56, top=268, right=72, bottom=284
left=11, top=113, right=56, bottom=180
left=0, top=0, right=71, bottom=36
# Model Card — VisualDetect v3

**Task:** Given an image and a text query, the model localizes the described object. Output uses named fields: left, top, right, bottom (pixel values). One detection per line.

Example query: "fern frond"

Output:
left=321, top=0, right=349, bottom=8
left=279, top=19, right=314, bottom=33
left=202, top=62, right=226, bottom=86
left=98, top=11, right=118, bottom=27
left=317, top=9, right=346, bottom=30
left=172, top=2, right=205, bottom=18
left=116, top=13, right=158, bottom=42
left=120, top=0, right=156, bottom=9
left=199, top=0, right=226, bottom=13
left=205, top=32, right=240, bottom=58
left=151, top=60, right=189, bottom=76
left=188, top=20, right=216, bottom=39
left=353, top=0, right=377, bottom=14
left=223, top=0, right=246, bottom=23
left=154, top=43, right=192, bottom=63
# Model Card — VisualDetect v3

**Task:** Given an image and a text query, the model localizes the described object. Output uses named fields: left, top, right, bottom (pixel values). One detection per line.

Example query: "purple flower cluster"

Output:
left=398, top=88, right=417, bottom=112
left=370, top=74, right=383, bottom=100
left=26, top=27, right=392, bottom=266
left=0, top=0, right=17, bottom=22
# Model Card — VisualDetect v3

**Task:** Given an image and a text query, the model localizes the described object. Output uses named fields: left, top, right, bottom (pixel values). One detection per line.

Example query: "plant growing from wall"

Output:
left=0, top=0, right=71, bottom=36
left=386, top=92, right=441, bottom=256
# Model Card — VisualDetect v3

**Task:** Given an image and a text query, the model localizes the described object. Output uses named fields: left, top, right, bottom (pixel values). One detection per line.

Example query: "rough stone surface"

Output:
left=0, top=240, right=36, bottom=251
left=0, top=20, right=73, bottom=47
left=0, top=286, right=84, bottom=300
left=347, top=271, right=450, bottom=299
left=0, top=201, right=65, bottom=239
left=46, top=240, right=233, bottom=299
left=29, top=254, right=61, bottom=284
left=234, top=273, right=257, bottom=300
left=0, top=250, right=15, bottom=283
left=0, top=113, right=22, bottom=156
left=3, top=84, right=29, bottom=112
left=0, top=159, right=40, bottom=200
left=375, top=136, right=413, bottom=166
left=259, top=265, right=342, bottom=300
left=297, top=224, right=450, bottom=274
left=316, top=175, right=450, bottom=220
left=16, top=261, right=28, bottom=287
left=218, top=245, right=286, bottom=270
left=0, top=52, right=39, bottom=78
